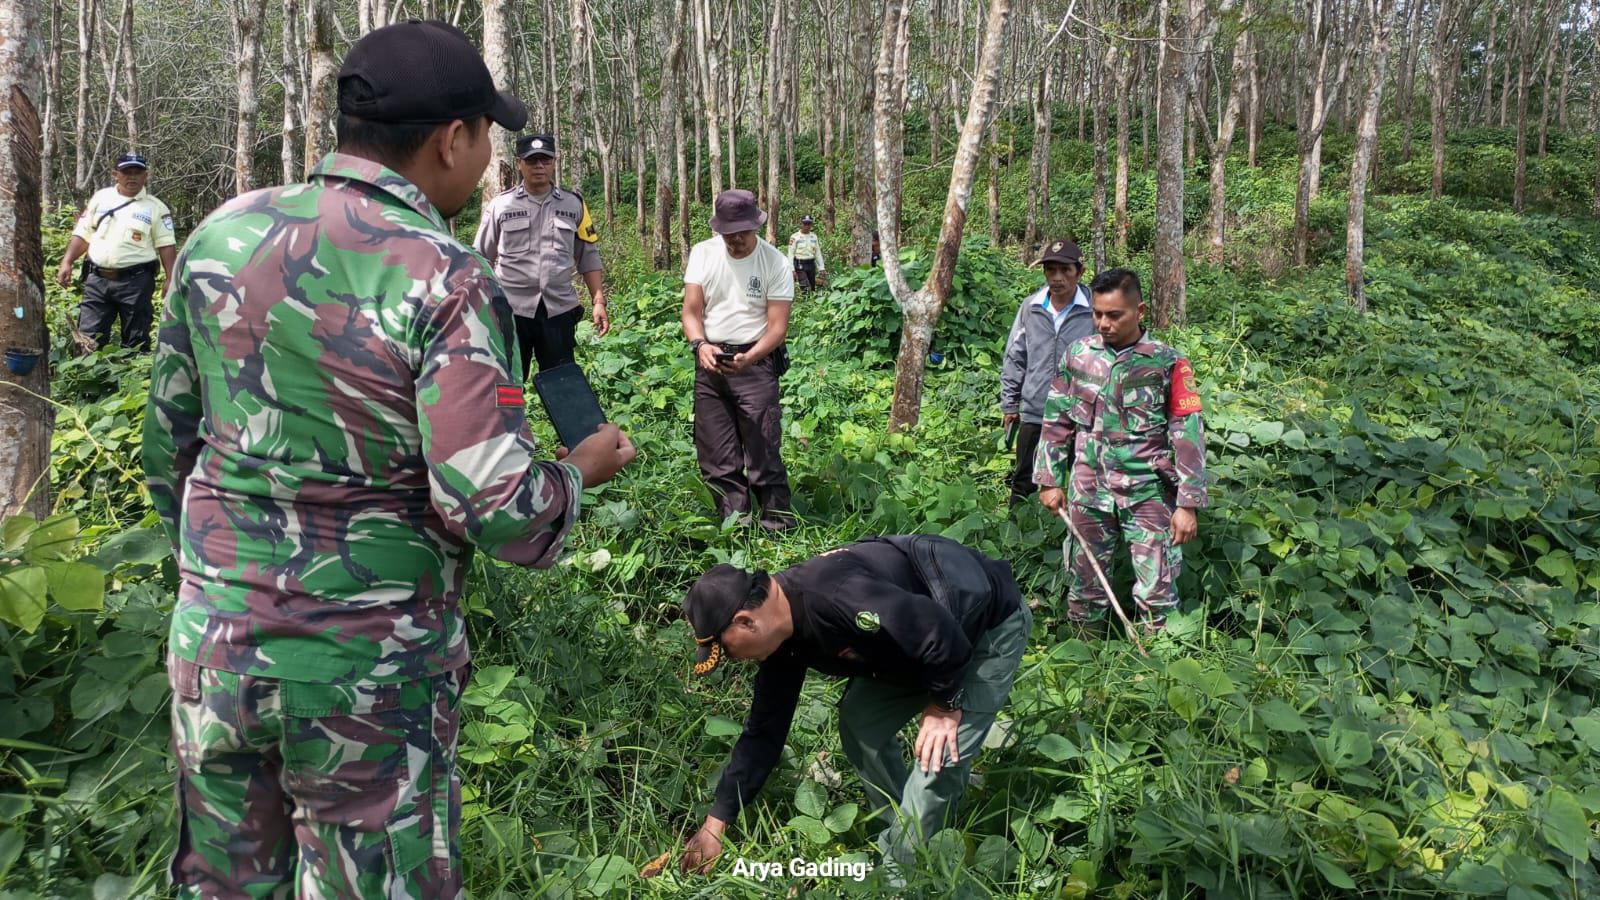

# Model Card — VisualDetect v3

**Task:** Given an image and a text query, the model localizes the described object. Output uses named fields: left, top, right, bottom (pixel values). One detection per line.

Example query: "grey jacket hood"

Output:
left=999, top=285, right=1095, bottom=422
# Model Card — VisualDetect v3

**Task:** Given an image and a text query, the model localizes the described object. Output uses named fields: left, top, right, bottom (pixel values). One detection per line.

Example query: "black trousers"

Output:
left=693, top=354, right=791, bottom=518
left=794, top=259, right=818, bottom=292
left=79, top=266, right=157, bottom=352
left=1008, top=421, right=1044, bottom=503
left=513, top=306, right=580, bottom=380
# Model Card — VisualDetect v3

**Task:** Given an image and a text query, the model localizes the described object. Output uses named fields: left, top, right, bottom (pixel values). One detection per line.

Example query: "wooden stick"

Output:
left=1057, top=506, right=1147, bottom=657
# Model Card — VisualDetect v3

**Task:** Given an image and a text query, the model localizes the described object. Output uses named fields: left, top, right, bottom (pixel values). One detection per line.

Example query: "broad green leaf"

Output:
left=703, top=715, right=743, bottom=738
left=130, top=672, right=171, bottom=715
left=465, top=665, right=517, bottom=703
left=1, top=515, right=36, bottom=553
left=1318, top=728, right=1374, bottom=770
left=24, top=514, right=79, bottom=562
left=0, top=565, right=49, bottom=633
left=43, top=562, right=104, bottom=611
left=1541, top=787, right=1590, bottom=858
left=91, top=527, right=173, bottom=568
left=1312, top=856, right=1356, bottom=889
left=787, top=815, right=831, bottom=844
left=92, top=874, right=133, bottom=900
left=823, top=802, right=858, bottom=833
left=1256, top=699, right=1310, bottom=733
left=795, top=779, right=827, bottom=818
left=575, top=854, right=633, bottom=896
left=1249, top=421, right=1285, bottom=444
left=1036, top=733, right=1080, bottom=762
left=1569, top=715, right=1600, bottom=750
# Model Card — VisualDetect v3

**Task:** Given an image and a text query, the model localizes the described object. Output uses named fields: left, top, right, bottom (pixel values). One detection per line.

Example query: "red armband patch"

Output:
left=495, top=384, right=525, bottom=407
left=1169, top=359, right=1203, bottom=416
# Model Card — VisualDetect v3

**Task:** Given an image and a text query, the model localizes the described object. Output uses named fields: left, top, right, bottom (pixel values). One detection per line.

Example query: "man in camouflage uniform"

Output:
left=142, top=21, right=634, bottom=898
left=1034, top=268, right=1206, bottom=632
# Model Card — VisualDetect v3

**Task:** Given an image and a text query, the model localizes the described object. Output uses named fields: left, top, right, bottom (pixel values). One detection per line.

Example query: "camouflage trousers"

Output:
left=1067, top=498, right=1181, bottom=626
left=167, top=655, right=467, bottom=899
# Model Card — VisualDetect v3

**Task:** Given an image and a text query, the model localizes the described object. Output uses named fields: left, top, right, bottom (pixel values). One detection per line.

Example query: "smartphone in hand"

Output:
left=715, top=351, right=738, bottom=366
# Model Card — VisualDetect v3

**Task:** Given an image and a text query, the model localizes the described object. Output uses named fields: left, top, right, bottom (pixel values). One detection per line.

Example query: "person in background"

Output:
left=787, top=214, right=826, bottom=293
left=1034, top=267, right=1207, bottom=634
left=999, top=239, right=1094, bottom=508
left=474, top=132, right=608, bottom=377
left=55, top=151, right=177, bottom=353
left=681, top=189, right=796, bottom=531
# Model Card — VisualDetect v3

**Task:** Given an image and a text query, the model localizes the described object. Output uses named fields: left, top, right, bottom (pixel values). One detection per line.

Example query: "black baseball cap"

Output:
left=516, top=134, right=557, bottom=158
left=684, top=565, right=760, bottom=676
left=338, top=20, right=526, bottom=130
left=115, top=152, right=148, bottom=170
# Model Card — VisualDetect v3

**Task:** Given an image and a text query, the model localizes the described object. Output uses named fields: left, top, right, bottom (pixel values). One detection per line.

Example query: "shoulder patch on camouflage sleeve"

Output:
left=1169, top=358, right=1202, bottom=416
left=495, top=384, right=525, bottom=407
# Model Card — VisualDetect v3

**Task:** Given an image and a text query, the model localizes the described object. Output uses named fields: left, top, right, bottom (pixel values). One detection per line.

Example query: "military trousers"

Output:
left=167, top=655, right=468, bottom=899
left=1068, top=497, right=1181, bottom=626
left=837, top=602, right=1032, bottom=867
left=78, top=265, right=157, bottom=351
left=692, top=353, right=791, bottom=520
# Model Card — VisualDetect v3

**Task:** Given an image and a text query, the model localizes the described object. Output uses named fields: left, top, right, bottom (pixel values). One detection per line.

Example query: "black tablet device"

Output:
left=532, top=363, right=607, bottom=449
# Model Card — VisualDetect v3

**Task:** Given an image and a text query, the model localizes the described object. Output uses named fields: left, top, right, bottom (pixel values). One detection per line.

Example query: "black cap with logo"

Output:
left=516, top=134, right=557, bottom=159
left=338, top=20, right=527, bottom=131
left=683, top=565, right=763, bottom=676
left=115, top=152, right=148, bottom=170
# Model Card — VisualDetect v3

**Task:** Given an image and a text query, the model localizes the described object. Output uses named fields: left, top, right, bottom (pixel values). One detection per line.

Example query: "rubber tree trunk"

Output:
left=878, top=0, right=1014, bottom=432
left=0, top=0, right=53, bottom=520
left=1346, top=0, right=1398, bottom=314
left=1151, top=0, right=1188, bottom=328
left=303, top=0, right=336, bottom=173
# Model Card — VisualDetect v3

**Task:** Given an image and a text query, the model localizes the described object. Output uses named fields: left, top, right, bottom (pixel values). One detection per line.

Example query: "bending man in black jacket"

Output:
left=678, top=535, right=1033, bottom=873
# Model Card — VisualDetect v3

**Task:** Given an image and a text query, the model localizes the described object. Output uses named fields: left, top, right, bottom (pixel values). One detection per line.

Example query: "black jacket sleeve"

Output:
left=849, top=575, right=974, bottom=707
left=710, top=656, right=807, bottom=822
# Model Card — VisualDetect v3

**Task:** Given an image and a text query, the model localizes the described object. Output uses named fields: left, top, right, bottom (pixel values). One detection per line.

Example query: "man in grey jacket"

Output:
left=999, top=239, right=1095, bottom=507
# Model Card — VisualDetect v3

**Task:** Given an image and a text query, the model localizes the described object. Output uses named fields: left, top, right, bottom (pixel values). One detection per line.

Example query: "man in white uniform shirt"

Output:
left=55, top=151, right=177, bottom=352
left=681, top=190, right=796, bottom=531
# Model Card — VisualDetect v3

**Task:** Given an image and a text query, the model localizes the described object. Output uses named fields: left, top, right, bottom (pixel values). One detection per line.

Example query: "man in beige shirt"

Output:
left=56, top=151, right=177, bottom=352
left=473, top=133, right=606, bottom=378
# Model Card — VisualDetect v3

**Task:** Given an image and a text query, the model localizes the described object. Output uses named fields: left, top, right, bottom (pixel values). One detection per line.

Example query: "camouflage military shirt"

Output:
left=143, top=153, right=582, bottom=685
left=1033, top=332, right=1208, bottom=511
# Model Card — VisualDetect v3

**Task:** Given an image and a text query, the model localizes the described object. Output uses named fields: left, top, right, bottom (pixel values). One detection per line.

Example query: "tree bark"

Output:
left=478, top=0, right=513, bottom=196
left=1346, top=0, right=1398, bottom=313
left=1479, top=3, right=1498, bottom=124
left=304, top=0, right=336, bottom=173
left=1593, top=22, right=1600, bottom=218
left=763, top=0, right=786, bottom=242
left=1022, top=56, right=1051, bottom=260
left=694, top=0, right=727, bottom=198
left=0, top=0, right=52, bottom=519
left=850, top=0, right=876, bottom=265
left=114, top=0, right=137, bottom=148
left=570, top=0, right=592, bottom=190
left=1394, top=0, right=1421, bottom=164
left=280, top=0, right=303, bottom=184
left=1512, top=2, right=1532, bottom=211
left=229, top=0, right=267, bottom=196
left=72, top=0, right=99, bottom=196
left=1093, top=40, right=1114, bottom=270
left=1152, top=0, right=1188, bottom=327
left=41, top=0, right=60, bottom=211
left=654, top=0, right=688, bottom=268
left=1292, top=0, right=1354, bottom=267
left=1207, top=12, right=1252, bottom=264
left=879, top=0, right=1014, bottom=432
left=1246, top=36, right=1261, bottom=165
left=1535, top=11, right=1558, bottom=157
left=1427, top=0, right=1470, bottom=199
left=987, top=119, right=1000, bottom=248
left=1114, top=41, right=1132, bottom=254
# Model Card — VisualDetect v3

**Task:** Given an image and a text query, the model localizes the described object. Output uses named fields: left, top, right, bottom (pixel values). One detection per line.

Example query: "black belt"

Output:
left=90, top=260, right=157, bottom=280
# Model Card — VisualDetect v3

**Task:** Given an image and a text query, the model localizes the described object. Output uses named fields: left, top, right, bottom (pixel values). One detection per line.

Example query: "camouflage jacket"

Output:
left=143, top=153, right=582, bottom=685
left=1032, top=332, right=1208, bottom=511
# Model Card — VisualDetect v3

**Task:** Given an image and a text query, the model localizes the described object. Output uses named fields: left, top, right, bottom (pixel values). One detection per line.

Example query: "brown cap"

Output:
left=1037, top=239, right=1083, bottom=267
left=708, top=189, right=768, bottom=235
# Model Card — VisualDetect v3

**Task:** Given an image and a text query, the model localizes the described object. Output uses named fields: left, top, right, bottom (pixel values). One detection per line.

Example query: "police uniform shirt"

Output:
left=72, top=187, right=176, bottom=269
left=473, top=184, right=602, bottom=318
left=707, top=540, right=1018, bottom=822
left=787, top=231, right=825, bottom=271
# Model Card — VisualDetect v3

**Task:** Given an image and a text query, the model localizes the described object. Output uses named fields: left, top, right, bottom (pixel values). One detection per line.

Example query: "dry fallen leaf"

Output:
left=639, top=851, right=671, bottom=879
